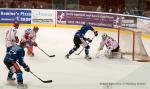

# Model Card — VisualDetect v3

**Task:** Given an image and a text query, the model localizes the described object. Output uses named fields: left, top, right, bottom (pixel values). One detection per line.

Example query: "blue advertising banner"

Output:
left=0, top=9, right=31, bottom=24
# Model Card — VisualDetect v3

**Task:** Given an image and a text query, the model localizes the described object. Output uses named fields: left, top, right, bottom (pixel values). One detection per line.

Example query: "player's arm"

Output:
left=10, top=29, right=18, bottom=42
left=28, top=34, right=37, bottom=46
left=5, top=30, right=9, bottom=38
left=18, top=49, right=30, bottom=72
left=88, top=25, right=98, bottom=36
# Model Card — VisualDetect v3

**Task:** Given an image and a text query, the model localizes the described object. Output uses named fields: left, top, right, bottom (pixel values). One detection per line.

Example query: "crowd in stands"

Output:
left=0, top=0, right=149, bottom=17
left=0, top=0, right=51, bottom=9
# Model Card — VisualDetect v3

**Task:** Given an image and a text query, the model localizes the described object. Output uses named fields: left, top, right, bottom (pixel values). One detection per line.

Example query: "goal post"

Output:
left=117, top=27, right=150, bottom=62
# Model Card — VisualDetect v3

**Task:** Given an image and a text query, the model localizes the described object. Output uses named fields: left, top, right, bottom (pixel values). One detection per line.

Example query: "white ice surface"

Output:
left=0, top=26, right=150, bottom=89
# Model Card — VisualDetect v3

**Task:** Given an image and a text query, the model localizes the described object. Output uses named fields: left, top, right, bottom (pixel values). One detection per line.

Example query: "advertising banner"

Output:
left=0, top=9, right=31, bottom=24
left=32, top=9, right=55, bottom=24
left=121, top=16, right=137, bottom=28
left=57, top=11, right=120, bottom=28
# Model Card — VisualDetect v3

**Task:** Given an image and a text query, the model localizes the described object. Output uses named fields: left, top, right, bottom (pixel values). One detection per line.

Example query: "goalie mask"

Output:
left=102, top=33, right=107, bottom=40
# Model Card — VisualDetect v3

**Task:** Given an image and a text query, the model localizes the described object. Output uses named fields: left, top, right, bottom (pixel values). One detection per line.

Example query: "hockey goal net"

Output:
left=117, top=27, right=150, bottom=62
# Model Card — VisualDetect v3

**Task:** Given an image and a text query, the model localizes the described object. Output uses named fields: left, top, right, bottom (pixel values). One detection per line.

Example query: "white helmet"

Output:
left=102, top=33, right=107, bottom=40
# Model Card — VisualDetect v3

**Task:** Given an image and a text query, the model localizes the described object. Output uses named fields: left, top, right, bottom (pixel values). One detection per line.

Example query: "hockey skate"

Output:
left=17, top=82, right=28, bottom=89
left=28, top=53, right=34, bottom=57
left=7, top=77, right=16, bottom=81
left=65, top=54, right=70, bottom=59
left=85, top=55, right=92, bottom=61
left=6, top=77, right=16, bottom=86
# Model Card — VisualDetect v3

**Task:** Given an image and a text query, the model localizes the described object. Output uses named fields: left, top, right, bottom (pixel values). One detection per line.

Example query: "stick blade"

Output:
left=75, top=53, right=80, bottom=55
left=43, top=80, right=53, bottom=83
left=49, top=55, right=55, bottom=57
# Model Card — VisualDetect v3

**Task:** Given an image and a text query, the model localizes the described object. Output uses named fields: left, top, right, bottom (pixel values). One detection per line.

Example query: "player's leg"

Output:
left=27, top=46, right=34, bottom=56
left=4, top=60, right=15, bottom=81
left=84, top=45, right=92, bottom=60
left=16, top=70, right=23, bottom=85
left=65, top=37, right=81, bottom=58
left=9, top=62, right=23, bottom=85
left=26, top=41, right=34, bottom=56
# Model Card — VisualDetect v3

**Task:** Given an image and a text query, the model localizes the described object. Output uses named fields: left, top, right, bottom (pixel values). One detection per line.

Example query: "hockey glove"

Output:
left=15, top=36, right=19, bottom=43
left=24, top=65, right=30, bottom=72
left=94, top=31, right=98, bottom=36
left=33, top=42, right=37, bottom=47
left=87, top=38, right=92, bottom=43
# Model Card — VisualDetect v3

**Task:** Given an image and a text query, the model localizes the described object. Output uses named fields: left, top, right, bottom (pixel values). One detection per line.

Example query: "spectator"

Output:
left=109, top=8, right=112, bottom=13
left=133, top=7, right=139, bottom=16
left=40, top=4, right=43, bottom=9
left=123, top=7, right=130, bottom=14
left=23, top=4, right=27, bottom=8
left=5, top=2, right=9, bottom=8
left=0, top=1, right=4, bottom=8
left=96, top=5, right=102, bottom=12
left=116, top=8, right=122, bottom=14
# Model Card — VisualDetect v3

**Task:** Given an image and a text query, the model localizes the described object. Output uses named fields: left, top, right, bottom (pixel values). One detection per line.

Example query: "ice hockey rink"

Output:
left=0, top=26, right=150, bottom=89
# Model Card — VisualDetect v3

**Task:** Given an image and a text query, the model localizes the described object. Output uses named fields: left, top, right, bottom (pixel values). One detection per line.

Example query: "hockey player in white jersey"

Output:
left=96, top=33, right=121, bottom=58
left=5, top=21, right=20, bottom=48
left=20, top=26, right=39, bottom=56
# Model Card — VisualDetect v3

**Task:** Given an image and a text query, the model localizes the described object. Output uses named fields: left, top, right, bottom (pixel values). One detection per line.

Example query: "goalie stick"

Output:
left=75, top=36, right=95, bottom=55
left=30, top=71, right=53, bottom=83
left=37, top=46, right=55, bottom=57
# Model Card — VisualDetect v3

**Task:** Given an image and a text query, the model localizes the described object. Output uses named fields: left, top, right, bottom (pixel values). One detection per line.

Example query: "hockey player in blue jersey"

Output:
left=4, top=43, right=30, bottom=86
left=65, top=21, right=98, bottom=60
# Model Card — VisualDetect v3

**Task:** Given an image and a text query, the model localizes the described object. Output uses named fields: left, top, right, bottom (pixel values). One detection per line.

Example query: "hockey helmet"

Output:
left=33, top=26, right=39, bottom=33
left=102, top=33, right=107, bottom=40
left=13, top=21, right=20, bottom=28
left=85, top=21, right=89, bottom=25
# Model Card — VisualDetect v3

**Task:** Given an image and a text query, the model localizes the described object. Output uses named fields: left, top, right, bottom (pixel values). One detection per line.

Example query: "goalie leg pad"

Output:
left=85, top=45, right=90, bottom=55
left=104, top=50, right=123, bottom=59
left=112, top=52, right=123, bottom=59
left=104, top=50, right=113, bottom=58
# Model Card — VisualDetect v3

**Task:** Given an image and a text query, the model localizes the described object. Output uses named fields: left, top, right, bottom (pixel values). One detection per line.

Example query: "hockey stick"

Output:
left=30, top=71, right=53, bottom=83
left=37, top=46, right=55, bottom=57
left=75, top=36, right=95, bottom=55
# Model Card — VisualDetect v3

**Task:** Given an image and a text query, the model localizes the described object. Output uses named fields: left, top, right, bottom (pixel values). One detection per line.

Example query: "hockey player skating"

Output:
left=65, top=22, right=98, bottom=60
left=5, top=21, right=20, bottom=48
left=4, top=43, right=30, bottom=87
left=96, top=33, right=122, bottom=58
left=20, top=26, right=39, bottom=56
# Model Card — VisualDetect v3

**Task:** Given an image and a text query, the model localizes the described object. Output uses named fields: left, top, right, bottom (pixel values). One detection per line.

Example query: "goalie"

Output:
left=96, top=33, right=122, bottom=58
